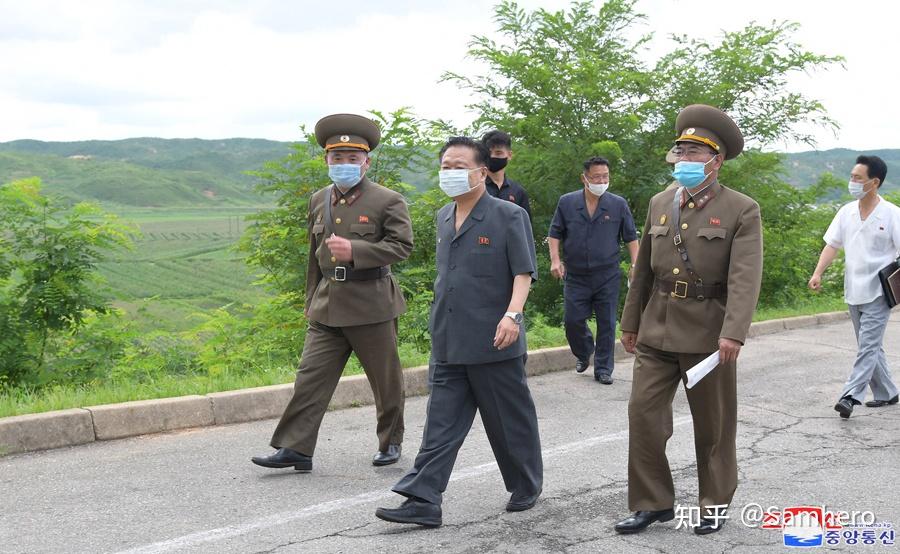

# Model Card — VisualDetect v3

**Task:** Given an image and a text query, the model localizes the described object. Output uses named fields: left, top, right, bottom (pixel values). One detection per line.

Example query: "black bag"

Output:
left=877, top=256, right=900, bottom=308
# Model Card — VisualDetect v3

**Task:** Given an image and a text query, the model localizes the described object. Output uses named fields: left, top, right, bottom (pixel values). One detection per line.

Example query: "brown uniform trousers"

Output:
left=270, top=177, right=413, bottom=455
left=621, top=182, right=762, bottom=515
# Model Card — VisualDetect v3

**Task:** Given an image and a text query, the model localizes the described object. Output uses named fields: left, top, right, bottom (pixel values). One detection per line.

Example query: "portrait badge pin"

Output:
left=710, top=217, right=721, bottom=226
left=478, top=236, right=490, bottom=246
left=358, top=215, right=369, bottom=223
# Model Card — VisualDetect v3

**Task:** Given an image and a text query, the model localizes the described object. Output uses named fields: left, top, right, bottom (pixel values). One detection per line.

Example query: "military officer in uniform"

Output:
left=251, top=113, right=414, bottom=472
left=613, top=105, right=763, bottom=535
left=375, top=136, right=542, bottom=528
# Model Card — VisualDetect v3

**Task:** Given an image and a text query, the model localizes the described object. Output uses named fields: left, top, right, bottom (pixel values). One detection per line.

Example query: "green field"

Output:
left=98, top=208, right=272, bottom=332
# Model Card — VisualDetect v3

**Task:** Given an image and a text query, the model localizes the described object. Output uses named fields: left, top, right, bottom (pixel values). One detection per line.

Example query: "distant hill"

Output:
left=1, top=138, right=897, bottom=208
left=782, top=148, right=900, bottom=190
left=0, top=138, right=292, bottom=207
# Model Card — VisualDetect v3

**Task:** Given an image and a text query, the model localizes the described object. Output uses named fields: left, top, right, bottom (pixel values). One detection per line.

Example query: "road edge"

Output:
left=0, top=310, right=849, bottom=457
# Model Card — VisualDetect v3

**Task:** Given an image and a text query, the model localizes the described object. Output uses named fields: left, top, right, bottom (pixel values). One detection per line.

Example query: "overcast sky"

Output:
left=0, top=0, right=895, bottom=152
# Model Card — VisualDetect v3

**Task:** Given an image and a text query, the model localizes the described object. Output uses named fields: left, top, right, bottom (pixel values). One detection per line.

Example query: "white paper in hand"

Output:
left=685, top=351, right=721, bottom=389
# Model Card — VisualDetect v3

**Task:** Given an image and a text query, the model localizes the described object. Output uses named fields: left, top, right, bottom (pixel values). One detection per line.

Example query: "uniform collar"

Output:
left=445, top=190, right=490, bottom=240
left=681, top=181, right=721, bottom=210
left=331, top=177, right=369, bottom=206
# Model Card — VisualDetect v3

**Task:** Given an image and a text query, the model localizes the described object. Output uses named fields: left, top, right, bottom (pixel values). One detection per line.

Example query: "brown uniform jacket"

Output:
left=621, top=182, right=763, bottom=353
left=305, top=177, right=413, bottom=327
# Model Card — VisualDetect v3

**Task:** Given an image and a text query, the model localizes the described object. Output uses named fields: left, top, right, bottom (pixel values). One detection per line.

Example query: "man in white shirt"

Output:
left=809, top=155, right=900, bottom=418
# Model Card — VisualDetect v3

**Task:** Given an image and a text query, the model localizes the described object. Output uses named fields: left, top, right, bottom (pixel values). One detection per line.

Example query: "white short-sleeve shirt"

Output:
left=823, top=196, right=900, bottom=305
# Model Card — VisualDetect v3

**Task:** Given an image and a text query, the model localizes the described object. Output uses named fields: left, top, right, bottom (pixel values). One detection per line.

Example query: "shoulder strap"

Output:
left=671, top=187, right=704, bottom=287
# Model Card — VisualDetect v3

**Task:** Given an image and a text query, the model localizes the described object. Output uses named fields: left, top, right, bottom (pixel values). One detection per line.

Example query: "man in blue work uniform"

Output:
left=375, top=136, right=542, bottom=528
left=548, top=157, right=638, bottom=384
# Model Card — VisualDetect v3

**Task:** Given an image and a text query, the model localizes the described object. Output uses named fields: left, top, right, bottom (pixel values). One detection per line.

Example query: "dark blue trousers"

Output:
left=563, top=267, right=621, bottom=377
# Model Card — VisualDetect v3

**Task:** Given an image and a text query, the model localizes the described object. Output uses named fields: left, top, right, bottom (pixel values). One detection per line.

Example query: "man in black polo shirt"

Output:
left=482, top=130, right=532, bottom=221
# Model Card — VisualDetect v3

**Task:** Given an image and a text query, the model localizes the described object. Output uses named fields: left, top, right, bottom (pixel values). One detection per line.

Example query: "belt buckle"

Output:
left=334, top=266, right=347, bottom=282
left=674, top=280, right=688, bottom=298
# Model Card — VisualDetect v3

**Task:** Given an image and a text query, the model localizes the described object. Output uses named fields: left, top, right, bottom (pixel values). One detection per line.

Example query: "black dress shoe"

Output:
left=596, top=374, right=613, bottom=385
left=506, top=488, right=541, bottom=512
left=373, top=444, right=401, bottom=466
left=614, top=509, right=675, bottom=534
left=251, top=448, right=312, bottom=472
left=865, top=394, right=899, bottom=408
left=834, top=396, right=856, bottom=419
left=694, top=516, right=727, bottom=535
left=375, top=498, right=442, bottom=527
left=575, top=360, right=589, bottom=373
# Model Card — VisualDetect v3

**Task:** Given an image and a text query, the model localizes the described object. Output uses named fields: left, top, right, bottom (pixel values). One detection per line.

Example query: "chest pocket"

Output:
left=471, top=246, right=499, bottom=277
left=350, top=223, right=378, bottom=237
left=697, top=227, right=727, bottom=240
left=648, top=225, right=670, bottom=237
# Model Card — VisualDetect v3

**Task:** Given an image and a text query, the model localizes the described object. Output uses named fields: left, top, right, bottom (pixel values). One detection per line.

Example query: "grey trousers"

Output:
left=842, top=298, right=899, bottom=402
left=392, top=356, right=543, bottom=506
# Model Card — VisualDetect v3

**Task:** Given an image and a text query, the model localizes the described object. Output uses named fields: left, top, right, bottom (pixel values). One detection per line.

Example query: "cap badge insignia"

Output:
left=685, top=127, right=695, bottom=135
left=340, top=135, right=350, bottom=142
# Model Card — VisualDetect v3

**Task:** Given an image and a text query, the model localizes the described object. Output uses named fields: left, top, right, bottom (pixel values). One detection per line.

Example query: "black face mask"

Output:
left=488, top=156, right=509, bottom=172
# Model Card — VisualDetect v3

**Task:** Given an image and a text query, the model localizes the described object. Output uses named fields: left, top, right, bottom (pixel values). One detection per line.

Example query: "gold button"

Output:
left=335, top=218, right=342, bottom=224
left=670, top=291, right=676, bottom=298
left=681, top=223, right=688, bottom=230
left=688, top=202, right=695, bottom=208
left=340, top=198, right=346, bottom=205
left=330, top=256, right=336, bottom=263
left=673, top=268, right=680, bottom=275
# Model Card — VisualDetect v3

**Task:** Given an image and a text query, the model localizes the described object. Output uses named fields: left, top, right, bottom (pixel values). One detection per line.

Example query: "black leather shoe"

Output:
left=834, top=396, right=856, bottom=419
left=506, top=488, right=541, bottom=512
left=575, top=360, right=589, bottom=373
left=375, top=498, right=442, bottom=527
left=373, top=444, right=401, bottom=466
left=596, top=374, right=613, bottom=385
left=865, top=394, right=899, bottom=407
left=695, top=516, right=727, bottom=535
left=251, top=448, right=312, bottom=472
left=614, top=509, right=675, bottom=534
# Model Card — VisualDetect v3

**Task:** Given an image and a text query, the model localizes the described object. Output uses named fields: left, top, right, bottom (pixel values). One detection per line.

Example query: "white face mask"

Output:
left=439, top=168, right=481, bottom=197
left=587, top=182, right=609, bottom=197
left=848, top=179, right=872, bottom=199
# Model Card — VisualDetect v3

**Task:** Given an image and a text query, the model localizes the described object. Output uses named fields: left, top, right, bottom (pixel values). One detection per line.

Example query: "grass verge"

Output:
left=0, top=296, right=846, bottom=418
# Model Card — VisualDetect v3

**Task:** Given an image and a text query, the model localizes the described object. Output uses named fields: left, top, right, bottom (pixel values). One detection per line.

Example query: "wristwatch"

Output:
left=504, top=311, right=524, bottom=325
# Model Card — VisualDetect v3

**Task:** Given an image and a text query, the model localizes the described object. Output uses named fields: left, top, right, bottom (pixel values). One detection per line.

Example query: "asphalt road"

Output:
left=2, top=315, right=899, bottom=553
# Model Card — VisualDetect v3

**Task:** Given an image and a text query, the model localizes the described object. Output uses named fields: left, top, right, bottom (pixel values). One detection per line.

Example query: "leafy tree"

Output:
left=0, top=178, right=132, bottom=387
left=442, top=0, right=844, bottom=318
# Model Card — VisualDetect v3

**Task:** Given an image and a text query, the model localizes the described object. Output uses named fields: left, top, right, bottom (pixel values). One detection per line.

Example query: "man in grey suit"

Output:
left=375, top=136, right=543, bottom=528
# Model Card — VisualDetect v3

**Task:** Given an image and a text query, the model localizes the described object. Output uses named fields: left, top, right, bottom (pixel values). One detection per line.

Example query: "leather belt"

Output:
left=655, top=278, right=726, bottom=300
left=331, top=266, right=391, bottom=282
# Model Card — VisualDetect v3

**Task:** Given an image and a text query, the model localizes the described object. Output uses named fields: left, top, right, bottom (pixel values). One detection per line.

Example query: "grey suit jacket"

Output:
left=430, top=192, right=537, bottom=365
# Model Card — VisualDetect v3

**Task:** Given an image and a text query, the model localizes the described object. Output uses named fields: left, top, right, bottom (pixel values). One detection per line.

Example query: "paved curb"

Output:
left=0, top=311, right=851, bottom=456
